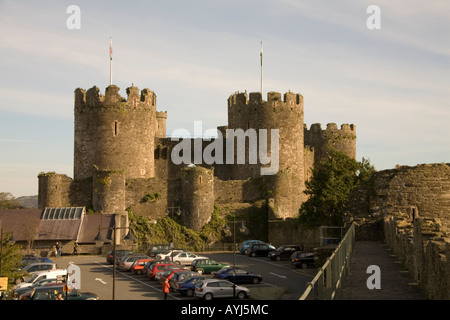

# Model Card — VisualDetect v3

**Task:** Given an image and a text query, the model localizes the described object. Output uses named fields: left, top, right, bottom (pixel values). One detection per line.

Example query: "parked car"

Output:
left=14, top=269, right=67, bottom=290
left=268, top=245, right=302, bottom=261
left=247, top=242, right=275, bottom=257
left=158, top=268, right=186, bottom=283
left=172, top=276, right=207, bottom=297
left=20, top=255, right=52, bottom=266
left=290, top=251, right=316, bottom=269
left=13, top=277, right=63, bottom=297
left=191, top=258, right=229, bottom=275
left=130, top=258, right=154, bottom=275
left=30, top=285, right=99, bottom=300
left=170, top=252, right=208, bottom=265
left=17, top=263, right=60, bottom=283
left=169, top=270, right=200, bottom=288
left=214, top=267, right=262, bottom=284
left=155, top=249, right=185, bottom=261
left=118, top=254, right=150, bottom=271
left=146, top=244, right=171, bottom=257
left=146, top=262, right=177, bottom=280
left=195, top=279, right=249, bottom=300
left=239, top=240, right=264, bottom=254
left=18, top=281, right=66, bottom=300
left=106, top=250, right=134, bottom=264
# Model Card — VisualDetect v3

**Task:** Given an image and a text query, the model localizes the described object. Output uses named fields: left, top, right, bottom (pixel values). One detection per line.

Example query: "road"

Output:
left=52, top=252, right=315, bottom=300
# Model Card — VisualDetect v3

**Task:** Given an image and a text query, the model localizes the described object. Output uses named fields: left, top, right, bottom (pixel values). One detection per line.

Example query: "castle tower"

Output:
left=227, top=91, right=305, bottom=219
left=156, top=111, right=167, bottom=138
left=304, top=123, right=357, bottom=165
left=181, top=165, right=214, bottom=231
left=74, top=85, right=157, bottom=181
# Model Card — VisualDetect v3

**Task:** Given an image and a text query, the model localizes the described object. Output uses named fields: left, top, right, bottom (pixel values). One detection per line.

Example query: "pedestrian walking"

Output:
left=72, top=242, right=78, bottom=255
left=56, top=242, right=62, bottom=257
left=162, top=278, right=170, bottom=300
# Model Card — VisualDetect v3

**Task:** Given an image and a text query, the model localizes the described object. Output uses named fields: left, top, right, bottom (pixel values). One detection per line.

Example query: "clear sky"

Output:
left=0, top=0, right=449, bottom=197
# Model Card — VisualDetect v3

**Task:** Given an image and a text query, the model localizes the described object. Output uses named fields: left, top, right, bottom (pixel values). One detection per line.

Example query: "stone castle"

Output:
left=38, top=84, right=356, bottom=232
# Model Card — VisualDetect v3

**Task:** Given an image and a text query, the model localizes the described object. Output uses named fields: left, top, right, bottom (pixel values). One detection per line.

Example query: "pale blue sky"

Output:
left=0, top=0, right=449, bottom=197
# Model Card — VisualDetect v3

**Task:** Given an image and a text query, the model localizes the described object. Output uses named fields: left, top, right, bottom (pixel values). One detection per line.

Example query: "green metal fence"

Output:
left=299, top=222, right=355, bottom=300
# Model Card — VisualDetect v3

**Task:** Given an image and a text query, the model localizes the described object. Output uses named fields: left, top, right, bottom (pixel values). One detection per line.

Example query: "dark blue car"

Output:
left=172, top=276, right=207, bottom=297
left=214, top=267, right=262, bottom=284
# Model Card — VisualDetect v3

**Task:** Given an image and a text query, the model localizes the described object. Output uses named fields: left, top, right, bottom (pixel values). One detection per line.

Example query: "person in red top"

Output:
left=162, top=278, right=170, bottom=300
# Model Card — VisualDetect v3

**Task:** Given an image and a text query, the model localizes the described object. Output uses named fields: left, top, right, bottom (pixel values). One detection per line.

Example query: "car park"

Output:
left=247, top=242, right=275, bottom=257
left=118, top=254, right=150, bottom=271
left=130, top=258, right=154, bottom=275
left=214, top=267, right=262, bottom=284
left=29, top=285, right=99, bottom=300
left=172, top=276, right=207, bottom=297
left=195, top=279, right=249, bottom=300
left=106, top=249, right=134, bottom=264
left=268, top=245, right=302, bottom=261
left=190, top=258, right=229, bottom=275
left=170, top=251, right=208, bottom=265
left=290, top=251, right=316, bottom=269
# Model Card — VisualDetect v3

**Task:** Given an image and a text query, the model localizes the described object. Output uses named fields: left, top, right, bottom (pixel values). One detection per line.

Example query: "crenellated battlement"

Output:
left=74, top=85, right=156, bottom=109
left=305, top=123, right=356, bottom=134
left=227, top=91, right=303, bottom=108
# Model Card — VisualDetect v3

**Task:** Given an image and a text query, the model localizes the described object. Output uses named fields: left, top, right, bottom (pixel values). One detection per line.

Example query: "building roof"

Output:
left=0, top=208, right=115, bottom=244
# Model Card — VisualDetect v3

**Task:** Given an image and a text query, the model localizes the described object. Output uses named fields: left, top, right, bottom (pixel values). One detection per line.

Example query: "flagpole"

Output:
left=260, top=41, right=263, bottom=97
left=109, top=37, right=113, bottom=85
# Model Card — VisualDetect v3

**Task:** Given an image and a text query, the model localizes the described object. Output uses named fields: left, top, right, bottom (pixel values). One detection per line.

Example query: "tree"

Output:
left=0, top=193, right=23, bottom=209
left=298, top=150, right=375, bottom=228
left=1, top=232, right=26, bottom=291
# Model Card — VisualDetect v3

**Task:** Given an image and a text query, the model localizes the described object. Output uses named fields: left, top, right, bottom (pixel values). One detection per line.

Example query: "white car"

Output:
left=171, top=252, right=208, bottom=265
left=155, top=250, right=185, bottom=261
left=14, top=269, right=67, bottom=290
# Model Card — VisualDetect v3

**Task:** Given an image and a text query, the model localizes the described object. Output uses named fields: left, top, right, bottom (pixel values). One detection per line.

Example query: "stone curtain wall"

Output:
left=384, top=214, right=450, bottom=299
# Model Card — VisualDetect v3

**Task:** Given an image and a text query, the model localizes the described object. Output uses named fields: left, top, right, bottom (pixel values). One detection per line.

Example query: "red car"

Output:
left=130, top=258, right=153, bottom=275
left=146, top=263, right=177, bottom=280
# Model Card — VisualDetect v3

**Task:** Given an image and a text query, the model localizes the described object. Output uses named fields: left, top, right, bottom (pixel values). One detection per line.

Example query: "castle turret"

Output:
left=74, top=85, right=157, bottom=182
left=227, top=91, right=305, bottom=218
left=304, top=123, right=357, bottom=165
left=181, top=166, right=214, bottom=231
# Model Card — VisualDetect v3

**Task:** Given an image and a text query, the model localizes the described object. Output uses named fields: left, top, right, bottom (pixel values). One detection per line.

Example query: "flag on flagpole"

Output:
left=109, top=37, right=113, bottom=61
left=260, top=41, right=263, bottom=67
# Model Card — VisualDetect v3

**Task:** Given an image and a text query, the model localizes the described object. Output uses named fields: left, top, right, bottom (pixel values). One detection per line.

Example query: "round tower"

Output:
left=181, top=165, right=214, bottom=231
left=227, top=91, right=305, bottom=218
left=74, top=85, right=157, bottom=181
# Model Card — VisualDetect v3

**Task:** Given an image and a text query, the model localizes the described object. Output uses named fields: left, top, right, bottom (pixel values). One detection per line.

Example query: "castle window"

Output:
left=198, top=176, right=202, bottom=184
left=114, top=121, right=119, bottom=136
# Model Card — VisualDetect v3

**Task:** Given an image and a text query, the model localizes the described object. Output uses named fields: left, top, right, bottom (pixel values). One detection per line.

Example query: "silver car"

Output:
left=194, top=279, right=249, bottom=300
left=118, top=254, right=150, bottom=271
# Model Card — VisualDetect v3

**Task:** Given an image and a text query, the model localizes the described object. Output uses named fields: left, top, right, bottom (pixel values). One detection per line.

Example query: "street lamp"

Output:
left=223, top=216, right=248, bottom=299
left=94, top=223, right=136, bottom=300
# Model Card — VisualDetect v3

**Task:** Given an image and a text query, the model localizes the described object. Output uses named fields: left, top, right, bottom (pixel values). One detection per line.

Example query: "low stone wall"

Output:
left=384, top=214, right=450, bottom=299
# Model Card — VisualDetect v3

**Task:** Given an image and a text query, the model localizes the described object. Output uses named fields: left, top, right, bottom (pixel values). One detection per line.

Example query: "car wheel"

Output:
left=186, top=289, right=194, bottom=297
left=197, top=269, right=204, bottom=275
left=204, top=293, right=213, bottom=300
left=237, top=291, right=247, bottom=299
left=276, top=256, right=281, bottom=261
left=252, top=277, right=260, bottom=284
left=301, top=262, right=308, bottom=269
left=250, top=252, right=256, bottom=257
left=175, top=261, right=181, bottom=265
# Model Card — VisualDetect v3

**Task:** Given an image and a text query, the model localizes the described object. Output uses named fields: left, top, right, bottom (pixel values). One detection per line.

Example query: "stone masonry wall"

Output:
left=384, top=214, right=450, bottom=299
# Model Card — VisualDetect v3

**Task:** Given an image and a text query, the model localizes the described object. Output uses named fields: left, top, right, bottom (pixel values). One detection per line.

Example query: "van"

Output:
left=14, top=269, right=67, bottom=290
